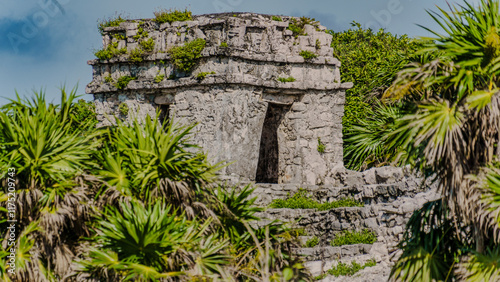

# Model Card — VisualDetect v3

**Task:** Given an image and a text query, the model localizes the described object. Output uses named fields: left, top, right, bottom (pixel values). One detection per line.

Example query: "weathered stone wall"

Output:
left=87, top=13, right=350, bottom=184
left=248, top=166, right=440, bottom=278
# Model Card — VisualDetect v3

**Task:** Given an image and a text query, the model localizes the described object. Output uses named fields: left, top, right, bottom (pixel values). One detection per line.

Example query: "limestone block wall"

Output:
left=87, top=13, right=351, bottom=184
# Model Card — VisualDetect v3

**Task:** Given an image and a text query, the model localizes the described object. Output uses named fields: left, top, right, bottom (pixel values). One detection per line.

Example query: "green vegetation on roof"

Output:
left=168, top=38, right=206, bottom=72
left=154, top=8, right=192, bottom=24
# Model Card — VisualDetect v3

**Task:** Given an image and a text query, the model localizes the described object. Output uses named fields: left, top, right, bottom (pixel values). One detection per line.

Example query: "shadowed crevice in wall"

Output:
left=256, top=102, right=291, bottom=183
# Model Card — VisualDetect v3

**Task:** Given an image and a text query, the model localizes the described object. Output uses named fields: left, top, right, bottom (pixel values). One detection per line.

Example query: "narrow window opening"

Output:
left=157, top=104, right=170, bottom=127
left=256, top=103, right=290, bottom=183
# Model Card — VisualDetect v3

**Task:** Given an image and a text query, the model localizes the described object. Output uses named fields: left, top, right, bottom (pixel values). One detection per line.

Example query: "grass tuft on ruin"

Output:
left=168, top=38, right=206, bottom=72
left=269, top=189, right=364, bottom=211
left=154, top=8, right=192, bottom=24
left=331, top=229, right=377, bottom=246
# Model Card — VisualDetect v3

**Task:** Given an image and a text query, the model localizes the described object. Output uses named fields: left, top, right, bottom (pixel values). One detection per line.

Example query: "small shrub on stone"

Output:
left=331, top=229, right=377, bottom=246
left=272, top=16, right=283, bottom=22
left=104, top=75, right=114, bottom=83
left=305, top=236, right=319, bottom=248
left=326, top=259, right=376, bottom=277
left=299, top=50, right=318, bottom=60
left=154, top=8, right=192, bottom=24
left=277, top=77, right=296, bottom=83
left=113, top=33, right=126, bottom=40
left=114, top=76, right=136, bottom=90
left=94, top=41, right=127, bottom=60
left=220, top=42, right=228, bottom=47
left=288, top=17, right=318, bottom=37
left=196, top=71, right=216, bottom=81
left=154, top=74, right=165, bottom=83
left=140, top=38, right=155, bottom=52
left=98, top=15, right=126, bottom=35
left=118, top=103, right=129, bottom=116
left=168, top=38, right=206, bottom=72
left=269, top=189, right=363, bottom=211
left=317, top=137, right=326, bottom=153
left=129, top=48, right=144, bottom=62
left=133, top=27, right=149, bottom=41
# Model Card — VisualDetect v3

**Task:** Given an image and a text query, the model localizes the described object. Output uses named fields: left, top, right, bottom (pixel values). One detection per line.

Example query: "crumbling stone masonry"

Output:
left=86, top=13, right=352, bottom=185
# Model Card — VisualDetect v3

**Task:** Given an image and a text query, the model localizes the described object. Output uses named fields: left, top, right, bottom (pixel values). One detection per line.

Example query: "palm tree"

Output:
left=75, top=200, right=230, bottom=281
left=0, top=88, right=100, bottom=280
left=382, top=0, right=500, bottom=279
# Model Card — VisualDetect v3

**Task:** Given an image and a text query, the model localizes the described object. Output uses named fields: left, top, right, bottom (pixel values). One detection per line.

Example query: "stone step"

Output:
left=305, top=253, right=383, bottom=278
left=295, top=244, right=373, bottom=261
left=314, top=261, right=391, bottom=282
left=245, top=182, right=426, bottom=208
left=254, top=207, right=374, bottom=239
left=302, top=242, right=391, bottom=277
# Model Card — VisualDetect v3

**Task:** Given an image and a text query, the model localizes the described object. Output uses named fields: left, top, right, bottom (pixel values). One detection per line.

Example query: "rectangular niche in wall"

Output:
left=157, top=104, right=170, bottom=127
left=255, top=102, right=291, bottom=183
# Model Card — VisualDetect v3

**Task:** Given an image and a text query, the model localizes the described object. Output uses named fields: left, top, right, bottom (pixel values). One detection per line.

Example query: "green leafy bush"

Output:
left=327, top=259, right=376, bottom=277
left=70, top=99, right=98, bottom=133
left=269, top=189, right=363, bottom=211
left=220, top=42, right=228, bottom=47
left=277, top=77, right=296, bottom=83
left=331, top=229, right=377, bottom=246
left=306, top=236, right=319, bottom=248
left=299, top=50, right=318, bottom=60
left=94, top=41, right=127, bottom=60
left=129, top=48, right=144, bottom=62
left=133, top=26, right=148, bottom=40
left=113, top=33, right=126, bottom=40
left=168, top=38, right=206, bottom=72
left=272, top=16, right=282, bottom=22
left=154, top=8, right=192, bottom=24
left=328, top=22, right=419, bottom=170
left=288, top=17, right=318, bottom=37
left=154, top=74, right=165, bottom=83
left=140, top=37, right=155, bottom=52
left=114, top=76, right=136, bottom=90
left=98, top=15, right=126, bottom=35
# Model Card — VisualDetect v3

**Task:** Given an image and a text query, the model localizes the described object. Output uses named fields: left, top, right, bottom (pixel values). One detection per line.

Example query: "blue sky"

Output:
left=0, top=0, right=480, bottom=105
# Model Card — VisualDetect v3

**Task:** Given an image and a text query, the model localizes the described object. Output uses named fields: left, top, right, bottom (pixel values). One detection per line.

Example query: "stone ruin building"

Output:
left=86, top=13, right=352, bottom=186
left=87, top=13, right=438, bottom=280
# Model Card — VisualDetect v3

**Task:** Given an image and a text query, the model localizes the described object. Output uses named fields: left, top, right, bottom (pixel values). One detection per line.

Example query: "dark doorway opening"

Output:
left=256, top=103, right=290, bottom=183
left=157, top=104, right=170, bottom=127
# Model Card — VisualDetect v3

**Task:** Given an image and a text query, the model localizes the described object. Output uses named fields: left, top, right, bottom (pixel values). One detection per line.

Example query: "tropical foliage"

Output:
left=0, top=88, right=311, bottom=281
left=342, top=0, right=500, bottom=280
left=329, top=23, right=420, bottom=170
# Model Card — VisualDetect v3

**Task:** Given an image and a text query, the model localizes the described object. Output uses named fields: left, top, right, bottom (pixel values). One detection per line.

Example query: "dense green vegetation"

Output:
left=168, top=38, right=206, bottom=72
left=98, top=15, right=126, bottom=35
left=328, top=23, right=419, bottom=170
left=340, top=0, right=500, bottom=280
left=0, top=89, right=310, bottom=281
left=114, top=75, right=136, bottom=90
left=331, top=229, right=377, bottom=246
left=269, top=189, right=363, bottom=211
left=94, top=41, right=127, bottom=60
left=154, top=8, right=192, bottom=24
